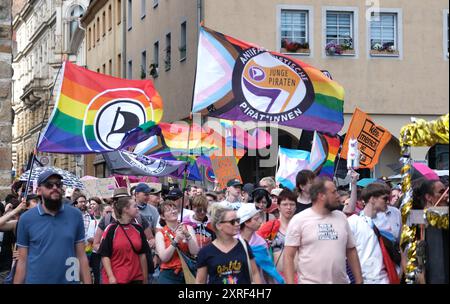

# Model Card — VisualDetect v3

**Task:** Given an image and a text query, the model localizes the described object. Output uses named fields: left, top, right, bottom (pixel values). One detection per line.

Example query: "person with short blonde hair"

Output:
left=195, top=204, right=262, bottom=284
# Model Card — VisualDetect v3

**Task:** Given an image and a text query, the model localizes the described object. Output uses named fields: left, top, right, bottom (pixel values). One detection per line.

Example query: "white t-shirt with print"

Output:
left=348, top=214, right=389, bottom=284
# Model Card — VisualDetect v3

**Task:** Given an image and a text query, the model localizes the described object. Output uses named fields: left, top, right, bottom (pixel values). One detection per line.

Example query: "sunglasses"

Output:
left=220, top=218, right=241, bottom=225
left=43, top=181, right=63, bottom=189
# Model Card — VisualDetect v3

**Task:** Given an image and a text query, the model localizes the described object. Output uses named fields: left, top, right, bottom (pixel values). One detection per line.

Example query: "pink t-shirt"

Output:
left=285, top=208, right=356, bottom=284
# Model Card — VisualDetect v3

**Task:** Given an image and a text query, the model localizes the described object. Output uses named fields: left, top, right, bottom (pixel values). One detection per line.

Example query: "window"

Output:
left=278, top=6, right=313, bottom=55
left=117, top=53, right=122, bottom=77
left=141, top=50, right=147, bottom=79
left=108, top=5, right=112, bottom=30
left=127, top=60, right=133, bottom=79
left=165, top=33, right=171, bottom=70
left=325, top=11, right=354, bottom=56
left=102, top=63, right=106, bottom=74
left=69, top=5, right=84, bottom=42
left=93, top=23, right=96, bottom=45
left=153, top=0, right=158, bottom=8
left=141, top=0, right=146, bottom=19
left=109, top=59, right=112, bottom=75
left=127, top=0, right=132, bottom=30
left=102, top=11, right=106, bottom=36
left=444, top=10, right=449, bottom=59
left=180, top=21, right=187, bottom=60
left=151, top=41, right=159, bottom=77
left=117, top=0, right=122, bottom=25
left=88, top=27, right=92, bottom=49
left=368, top=9, right=402, bottom=57
left=96, top=17, right=100, bottom=41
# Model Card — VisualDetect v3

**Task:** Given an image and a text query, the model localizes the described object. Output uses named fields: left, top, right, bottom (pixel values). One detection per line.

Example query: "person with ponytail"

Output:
left=195, top=204, right=262, bottom=284
left=98, top=196, right=150, bottom=284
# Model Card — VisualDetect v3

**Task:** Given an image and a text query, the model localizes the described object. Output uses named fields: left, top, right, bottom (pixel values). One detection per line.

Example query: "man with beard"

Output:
left=284, top=177, right=363, bottom=284
left=14, top=170, right=91, bottom=284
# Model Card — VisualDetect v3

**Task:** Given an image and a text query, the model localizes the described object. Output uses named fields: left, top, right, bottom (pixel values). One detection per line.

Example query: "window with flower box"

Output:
left=325, top=11, right=355, bottom=56
left=369, top=12, right=400, bottom=56
left=280, top=9, right=310, bottom=55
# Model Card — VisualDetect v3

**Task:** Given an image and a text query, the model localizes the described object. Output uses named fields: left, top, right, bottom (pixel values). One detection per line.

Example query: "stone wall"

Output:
left=0, top=0, right=12, bottom=200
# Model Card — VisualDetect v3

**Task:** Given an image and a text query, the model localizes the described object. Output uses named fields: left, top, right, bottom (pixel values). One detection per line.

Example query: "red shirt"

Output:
left=98, top=223, right=149, bottom=284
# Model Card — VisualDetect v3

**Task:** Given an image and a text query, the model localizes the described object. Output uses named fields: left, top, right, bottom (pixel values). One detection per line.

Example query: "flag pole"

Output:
left=180, top=22, right=203, bottom=222
left=333, top=142, right=343, bottom=188
left=23, top=62, right=65, bottom=200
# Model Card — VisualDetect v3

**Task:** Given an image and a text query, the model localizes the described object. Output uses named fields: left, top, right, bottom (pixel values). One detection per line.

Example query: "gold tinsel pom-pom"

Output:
left=400, top=114, right=449, bottom=147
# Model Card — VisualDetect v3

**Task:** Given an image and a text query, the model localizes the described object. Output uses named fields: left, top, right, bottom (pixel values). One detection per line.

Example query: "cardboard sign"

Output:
left=82, top=177, right=117, bottom=199
left=210, top=155, right=242, bottom=189
left=341, top=108, right=392, bottom=169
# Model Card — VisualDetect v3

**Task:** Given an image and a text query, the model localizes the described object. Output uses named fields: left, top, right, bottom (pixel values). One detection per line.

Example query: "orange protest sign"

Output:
left=342, top=108, right=392, bottom=169
left=210, top=155, right=242, bottom=189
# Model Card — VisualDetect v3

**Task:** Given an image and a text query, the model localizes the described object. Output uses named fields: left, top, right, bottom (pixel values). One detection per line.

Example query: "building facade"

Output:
left=12, top=0, right=89, bottom=178
left=80, top=0, right=124, bottom=177
left=0, top=0, right=13, bottom=199
left=82, top=0, right=448, bottom=180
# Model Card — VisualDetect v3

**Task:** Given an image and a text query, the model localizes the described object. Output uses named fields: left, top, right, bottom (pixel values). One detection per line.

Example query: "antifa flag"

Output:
left=192, top=26, right=345, bottom=135
left=103, top=150, right=188, bottom=177
left=37, top=61, right=163, bottom=153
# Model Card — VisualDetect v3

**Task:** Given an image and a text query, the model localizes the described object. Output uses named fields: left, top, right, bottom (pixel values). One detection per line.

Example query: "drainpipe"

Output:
left=197, top=0, right=203, bottom=32
left=122, top=0, right=127, bottom=78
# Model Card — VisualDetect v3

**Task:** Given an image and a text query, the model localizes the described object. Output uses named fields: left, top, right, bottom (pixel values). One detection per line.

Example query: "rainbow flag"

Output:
left=219, top=119, right=272, bottom=149
left=37, top=61, right=163, bottom=153
left=319, top=134, right=341, bottom=178
left=192, top=26, right=344, bottom=135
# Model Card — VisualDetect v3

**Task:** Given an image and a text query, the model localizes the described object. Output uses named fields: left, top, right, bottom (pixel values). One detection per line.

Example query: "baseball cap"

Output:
left=135, top=183, right=151, bottom=193
left=236, top=203, right=261, bottom=224
left=227, top=179, right=243, bottom=187
left=270, top=188, right=283, bottom=197
left=165, top=188, right=183, bottom=200
left=37, top=169, right=63, bottom=186
left=113, top=187, right=130, bottom=198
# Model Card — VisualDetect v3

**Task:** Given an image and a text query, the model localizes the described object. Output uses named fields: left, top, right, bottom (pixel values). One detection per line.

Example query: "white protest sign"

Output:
left=82, top=177, right=117, bottom=198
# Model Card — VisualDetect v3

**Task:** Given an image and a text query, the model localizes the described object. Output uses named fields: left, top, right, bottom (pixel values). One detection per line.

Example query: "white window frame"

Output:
left=444, top=9, right=449, bottom=60
left=322, top=6, right=358, bottom=59
left=140, top=0, right=146, bottom=19
left=367, top=8, right=403, bottom=59
left=277, top=5, right=314, bottom=57
left=153, top=0, right=159, bottom=9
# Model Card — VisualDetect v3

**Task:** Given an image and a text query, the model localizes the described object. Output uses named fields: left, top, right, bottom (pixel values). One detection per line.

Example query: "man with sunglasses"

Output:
left=347, top=182, right=393, bottom=284
left=14, top=169, right=91, bottom=284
